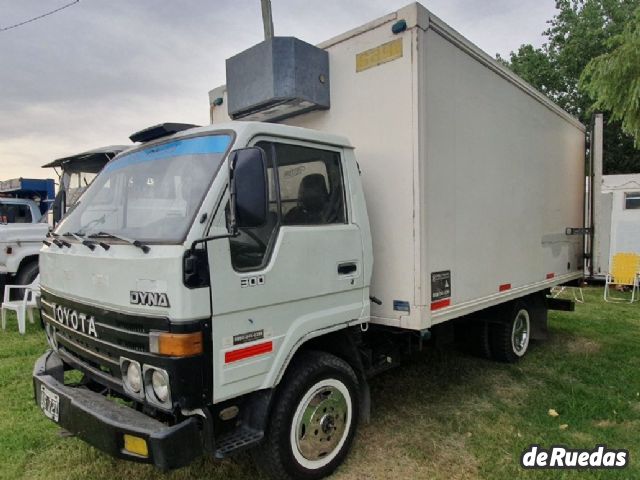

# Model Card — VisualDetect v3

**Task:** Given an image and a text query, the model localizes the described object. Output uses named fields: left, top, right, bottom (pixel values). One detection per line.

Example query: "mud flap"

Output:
left=529, top=293, right=549, bottom=341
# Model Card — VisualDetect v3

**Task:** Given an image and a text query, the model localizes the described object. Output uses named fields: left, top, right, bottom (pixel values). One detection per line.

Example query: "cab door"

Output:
left=207, top=138, right=365, bottom=402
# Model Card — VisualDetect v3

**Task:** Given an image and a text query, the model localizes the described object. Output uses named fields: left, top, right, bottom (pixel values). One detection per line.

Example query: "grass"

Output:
left=1, top=287, right=639, bottom=479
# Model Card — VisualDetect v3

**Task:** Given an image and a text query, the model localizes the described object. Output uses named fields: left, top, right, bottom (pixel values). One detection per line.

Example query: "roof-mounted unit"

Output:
left=129, top=123, right=200, bottom=143
left=226, top=37, right=330, bottom=122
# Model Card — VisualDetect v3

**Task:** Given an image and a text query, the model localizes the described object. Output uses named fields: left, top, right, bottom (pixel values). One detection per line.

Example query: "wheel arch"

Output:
left=273, top=327, right=371, bottom=423
left=18, top=254, right=39, bottom=273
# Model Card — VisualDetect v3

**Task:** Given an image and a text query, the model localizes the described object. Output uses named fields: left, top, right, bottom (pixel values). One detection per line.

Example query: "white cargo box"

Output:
left=211, top=2, right=587, bottom=331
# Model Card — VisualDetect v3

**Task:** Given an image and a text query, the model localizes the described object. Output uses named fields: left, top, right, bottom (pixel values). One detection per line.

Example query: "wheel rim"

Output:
left=511, top=309, right=530, bottom=356
left=290, top=378, right=352, bottom=470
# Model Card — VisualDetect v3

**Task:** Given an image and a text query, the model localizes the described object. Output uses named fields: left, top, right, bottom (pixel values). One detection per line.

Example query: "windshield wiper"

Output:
left=88, top=231, right=150, bottom=254
left=48, top=231, right=71, bottom=248
left=62, top=232, right=103, bottom=251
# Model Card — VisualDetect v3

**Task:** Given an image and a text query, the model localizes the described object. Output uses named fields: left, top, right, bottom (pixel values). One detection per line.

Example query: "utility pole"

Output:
left=260, top=0, right=274, bottom=40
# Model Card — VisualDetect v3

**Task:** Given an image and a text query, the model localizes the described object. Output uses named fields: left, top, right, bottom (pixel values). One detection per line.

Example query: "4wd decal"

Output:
left=130, top=291, right=170, bottom=307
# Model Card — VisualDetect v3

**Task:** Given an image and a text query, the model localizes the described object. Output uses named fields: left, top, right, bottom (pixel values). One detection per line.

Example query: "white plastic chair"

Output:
left=1, top=275, right=40, bottom=335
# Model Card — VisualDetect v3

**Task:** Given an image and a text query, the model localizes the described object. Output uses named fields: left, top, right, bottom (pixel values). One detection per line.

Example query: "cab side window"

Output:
left=276, top=143, right=346, bottom=226
left=228, top=141, right=346, bottom=271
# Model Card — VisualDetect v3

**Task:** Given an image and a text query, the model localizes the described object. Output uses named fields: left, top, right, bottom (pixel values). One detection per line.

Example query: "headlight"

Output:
left=143, top=366, right=171, bottom=408
left=151, top=370, right=169, bottom=402
left=120, top=358, right=143, bottom=398
left=127, top=363, right=142, bottom=393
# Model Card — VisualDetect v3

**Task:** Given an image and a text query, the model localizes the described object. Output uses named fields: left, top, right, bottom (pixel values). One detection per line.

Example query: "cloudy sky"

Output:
left=0, top=0, right=556, bottom=180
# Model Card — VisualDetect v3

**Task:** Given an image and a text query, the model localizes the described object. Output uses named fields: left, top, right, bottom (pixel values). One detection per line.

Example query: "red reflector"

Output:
left=546, top=273, right=555, bottom=279
left=430, top=299, right=451, bottom=311
left=499, top=283, right=511, bottom=292
left=225, top=341, right=273, bottom=364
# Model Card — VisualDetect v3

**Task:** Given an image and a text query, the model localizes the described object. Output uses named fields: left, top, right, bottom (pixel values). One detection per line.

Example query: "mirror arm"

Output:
left=190, top=227, right=238, bottom=252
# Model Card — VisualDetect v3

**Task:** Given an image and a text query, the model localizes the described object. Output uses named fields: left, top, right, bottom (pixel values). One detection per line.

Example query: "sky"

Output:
left=0, top=0, right=557, bottom=180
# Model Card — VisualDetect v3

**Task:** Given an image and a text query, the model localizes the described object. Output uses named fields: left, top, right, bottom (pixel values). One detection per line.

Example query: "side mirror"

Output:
left=52, top=191, right=65, bottom=225
left=229, top=147, right=268, bottom=230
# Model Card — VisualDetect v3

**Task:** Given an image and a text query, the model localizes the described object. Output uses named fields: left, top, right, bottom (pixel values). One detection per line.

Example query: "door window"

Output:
left=275, top=143, right=346, bottom=226
left=228, top=141, right=346, bottom=271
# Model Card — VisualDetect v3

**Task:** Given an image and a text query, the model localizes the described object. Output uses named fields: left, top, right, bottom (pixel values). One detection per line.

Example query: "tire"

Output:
left=489, top=301, right=531, bottom=363
left=257, top=351, right=360, bottom=480
left=469, top=321, right=492, bottom=359
left=14, top=260, right=39, bottom=300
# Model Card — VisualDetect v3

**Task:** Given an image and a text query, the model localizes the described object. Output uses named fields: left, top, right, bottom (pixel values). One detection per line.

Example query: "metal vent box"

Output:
left=226, top=37, right=330, bottom=122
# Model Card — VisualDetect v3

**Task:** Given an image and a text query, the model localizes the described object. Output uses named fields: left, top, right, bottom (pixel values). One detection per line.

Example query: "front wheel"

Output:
left=257, top=351, right=360, bottom=480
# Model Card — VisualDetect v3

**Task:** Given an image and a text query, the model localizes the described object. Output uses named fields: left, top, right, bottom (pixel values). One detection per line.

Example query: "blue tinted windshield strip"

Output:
left=104, top=135, right=231, bottom=173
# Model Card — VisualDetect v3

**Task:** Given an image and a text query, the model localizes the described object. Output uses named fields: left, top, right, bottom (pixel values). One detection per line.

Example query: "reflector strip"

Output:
left=225, top=341, right=273, bottom=364
left=499, top=283, right=511, bottom=292
left=546, top=273, right=555, bottom=279
left=430, top=299, right=451, bottom=311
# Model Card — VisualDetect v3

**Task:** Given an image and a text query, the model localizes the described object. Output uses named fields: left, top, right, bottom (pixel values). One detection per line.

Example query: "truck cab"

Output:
left=0, top=198, right=49, bottom=285
left=34, top=121, right=372, bottom=476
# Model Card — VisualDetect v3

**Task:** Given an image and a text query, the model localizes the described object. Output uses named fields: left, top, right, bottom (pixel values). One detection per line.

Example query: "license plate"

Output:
left=40, top=385, right=60, bottom=423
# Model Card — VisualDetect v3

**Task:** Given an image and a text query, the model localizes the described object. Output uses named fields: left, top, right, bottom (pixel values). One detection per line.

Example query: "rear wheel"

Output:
left=257, top=351, right=359, bottom=480
left=490, top=301, right=531, bottom=363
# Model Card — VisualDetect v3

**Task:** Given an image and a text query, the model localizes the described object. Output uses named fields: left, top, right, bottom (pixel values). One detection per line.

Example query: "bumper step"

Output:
left=215, top=426, right=263, bottom=458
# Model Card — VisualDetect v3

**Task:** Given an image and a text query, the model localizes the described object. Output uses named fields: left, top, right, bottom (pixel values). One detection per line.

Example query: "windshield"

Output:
left=56, top=134, right=232, bottom=243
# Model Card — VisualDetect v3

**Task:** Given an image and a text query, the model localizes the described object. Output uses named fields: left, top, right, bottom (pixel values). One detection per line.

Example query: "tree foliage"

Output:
left=581, top=8, right=640, bottom=144
left=501, top=0, right=640, bottom=174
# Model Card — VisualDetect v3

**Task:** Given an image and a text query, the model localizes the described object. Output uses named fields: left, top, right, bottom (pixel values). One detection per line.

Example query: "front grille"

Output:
left=40, top=290, right=170, bottom=392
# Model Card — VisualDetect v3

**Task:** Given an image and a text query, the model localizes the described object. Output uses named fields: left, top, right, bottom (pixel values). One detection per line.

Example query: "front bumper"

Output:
left=33, top=350, right=205, bottom=470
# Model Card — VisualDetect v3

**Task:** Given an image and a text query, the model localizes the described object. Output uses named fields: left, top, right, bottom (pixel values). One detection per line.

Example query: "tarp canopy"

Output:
left=42, top=145, right=129, bottom=174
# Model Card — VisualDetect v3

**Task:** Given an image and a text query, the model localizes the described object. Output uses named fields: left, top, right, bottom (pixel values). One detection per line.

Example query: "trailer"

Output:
left=592, top=174, right=640, bottom=278
left=33, top=3, right=599, bottom=480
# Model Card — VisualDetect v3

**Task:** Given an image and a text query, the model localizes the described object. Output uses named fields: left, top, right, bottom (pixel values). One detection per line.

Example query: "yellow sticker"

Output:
left=356, top=38, right=403, bottom=73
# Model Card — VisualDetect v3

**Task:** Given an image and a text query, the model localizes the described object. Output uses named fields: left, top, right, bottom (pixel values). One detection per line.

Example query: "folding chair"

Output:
left=1, top=275, right=40, bottom=334
left=604, top=253, right=640, bottom=303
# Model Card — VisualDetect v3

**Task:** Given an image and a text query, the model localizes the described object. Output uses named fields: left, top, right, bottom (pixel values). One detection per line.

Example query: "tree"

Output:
left=501, top=0, right=640, bottom=174
left=581, top=8, right=640, bottom=144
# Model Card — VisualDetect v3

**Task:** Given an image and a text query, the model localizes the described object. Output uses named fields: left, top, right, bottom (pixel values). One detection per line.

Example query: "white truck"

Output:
left=33, top=4, right=600, bottom=479
left=0, top=180, right=54, bottom=291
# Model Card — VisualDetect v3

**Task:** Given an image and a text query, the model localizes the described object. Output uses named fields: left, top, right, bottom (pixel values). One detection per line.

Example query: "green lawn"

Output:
left=1, top=287, right=639, bottom=479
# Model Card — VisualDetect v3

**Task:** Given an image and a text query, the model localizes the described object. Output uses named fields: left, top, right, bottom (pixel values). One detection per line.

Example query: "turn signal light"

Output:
left=149, top=331, right=203, bottom=357
left=123, top=434, right=148, bottom=457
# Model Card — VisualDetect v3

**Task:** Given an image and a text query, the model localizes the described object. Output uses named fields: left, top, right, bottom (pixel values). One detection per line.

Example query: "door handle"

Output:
left=338, top=262, right=357, bottom=275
